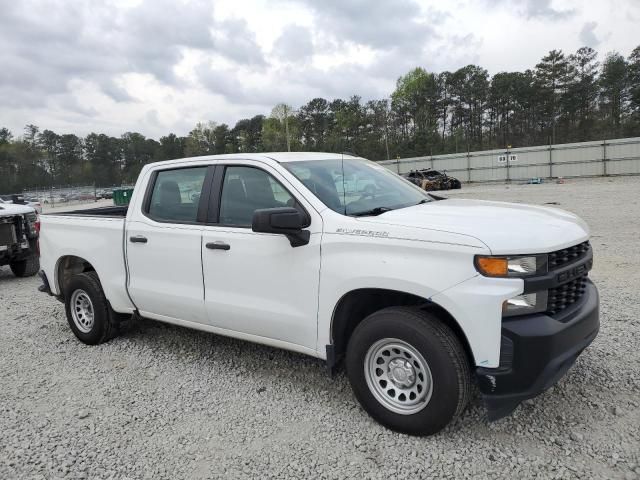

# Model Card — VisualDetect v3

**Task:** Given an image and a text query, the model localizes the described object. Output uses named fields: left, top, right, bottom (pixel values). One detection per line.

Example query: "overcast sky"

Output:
left=1, top=0, right=638, bottom=139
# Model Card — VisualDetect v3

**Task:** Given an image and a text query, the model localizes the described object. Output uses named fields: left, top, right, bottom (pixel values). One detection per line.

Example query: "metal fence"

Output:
left=379, top=137, right=640, bottom=183
left=2, top=185, right=133, bottom=212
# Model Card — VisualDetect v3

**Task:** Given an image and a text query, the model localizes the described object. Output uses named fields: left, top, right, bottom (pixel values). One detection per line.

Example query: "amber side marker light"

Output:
left=475, top=257, right=508, bottom=277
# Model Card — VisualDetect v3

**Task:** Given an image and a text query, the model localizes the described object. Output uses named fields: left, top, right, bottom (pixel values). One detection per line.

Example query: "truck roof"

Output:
left=146, top=152, right=362, bottom=168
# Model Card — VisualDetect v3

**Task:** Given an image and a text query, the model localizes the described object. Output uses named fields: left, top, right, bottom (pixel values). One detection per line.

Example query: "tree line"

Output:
left=1, top=45, right=639, bottom=193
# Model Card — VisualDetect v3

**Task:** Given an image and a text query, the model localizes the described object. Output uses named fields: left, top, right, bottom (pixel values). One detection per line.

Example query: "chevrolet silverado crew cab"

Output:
left=38, top=153, right=599, bottom=435
left=0, top=199, right=40, bottom=277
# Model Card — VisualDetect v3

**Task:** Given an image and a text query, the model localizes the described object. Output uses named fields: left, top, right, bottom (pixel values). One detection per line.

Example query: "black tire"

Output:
left=64, top=271, right=118, bottom=345
left=346, top=307, right=471, bottom=436
left=10, top=255, right=40, bottom=277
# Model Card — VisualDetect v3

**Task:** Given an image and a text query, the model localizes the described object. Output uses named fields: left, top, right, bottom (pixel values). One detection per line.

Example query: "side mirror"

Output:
left=252, top=207, right=310, bottom=247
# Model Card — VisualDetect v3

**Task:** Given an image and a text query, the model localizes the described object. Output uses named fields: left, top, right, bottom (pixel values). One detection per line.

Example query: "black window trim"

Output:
left=142, top=165, right=216, bottom=225
left=207, top=164, right=311, bottom=229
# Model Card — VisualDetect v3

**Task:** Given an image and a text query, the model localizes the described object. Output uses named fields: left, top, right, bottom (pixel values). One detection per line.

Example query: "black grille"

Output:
left=546, top=274, right=588, bottom=315
left=548, top=241, right=590, bottom=269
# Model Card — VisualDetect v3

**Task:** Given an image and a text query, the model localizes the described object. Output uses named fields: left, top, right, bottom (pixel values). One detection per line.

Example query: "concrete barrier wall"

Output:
left=379, top=137, right=640, bottom=182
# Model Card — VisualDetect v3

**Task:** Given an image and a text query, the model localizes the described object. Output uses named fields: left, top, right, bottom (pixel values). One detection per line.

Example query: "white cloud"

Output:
left=579, top=21, right=600, bottom=47
left=273, top=25, right=314, bottom=62
left=0, top=0, right=638, bottom=138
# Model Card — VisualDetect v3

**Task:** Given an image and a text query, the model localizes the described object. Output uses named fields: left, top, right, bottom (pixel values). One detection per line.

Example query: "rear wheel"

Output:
left=64, top=271, right=118, bottom=344
left=346, top=307, right=471, bottom=436
left=10, top=255, right=40, bottom=277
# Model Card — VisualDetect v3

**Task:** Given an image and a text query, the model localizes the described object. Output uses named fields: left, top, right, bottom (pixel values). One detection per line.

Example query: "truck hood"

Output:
left=0, top=203, right=34, bottom=216
left=358, top=199, right=589, bottom=254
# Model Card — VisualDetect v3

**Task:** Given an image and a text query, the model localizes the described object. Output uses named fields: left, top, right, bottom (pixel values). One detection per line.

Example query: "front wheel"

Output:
left=346, top=307, right=471, bottom=435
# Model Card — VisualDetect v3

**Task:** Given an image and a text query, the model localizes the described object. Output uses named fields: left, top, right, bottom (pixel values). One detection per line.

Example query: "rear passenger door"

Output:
left=201, top=162, right=322, bottom=352
left=126, top=165, right=213, bottom=324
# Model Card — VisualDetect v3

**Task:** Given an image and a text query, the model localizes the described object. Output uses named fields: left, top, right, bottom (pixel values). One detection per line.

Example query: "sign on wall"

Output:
left=498, top=154, right=518, bottom=163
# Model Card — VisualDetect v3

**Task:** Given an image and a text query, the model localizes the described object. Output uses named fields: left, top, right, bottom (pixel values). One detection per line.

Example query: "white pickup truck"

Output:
left=39, top=153, right=599, bottom=435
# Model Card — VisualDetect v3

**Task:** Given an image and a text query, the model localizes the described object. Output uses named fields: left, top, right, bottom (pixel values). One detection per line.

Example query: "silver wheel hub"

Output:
left=364, top=338, right=433, bottom=415
left=388, top=358, right=416, bottom=387
left=70, top=289, right=94, bottom=333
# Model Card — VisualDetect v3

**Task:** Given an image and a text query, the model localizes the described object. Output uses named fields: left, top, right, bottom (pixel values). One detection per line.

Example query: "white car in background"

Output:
left=0, top=197, right=43, bottom=214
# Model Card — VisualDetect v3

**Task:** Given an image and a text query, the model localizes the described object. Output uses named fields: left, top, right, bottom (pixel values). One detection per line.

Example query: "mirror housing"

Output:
left=252, top=207, right=310, bottom=247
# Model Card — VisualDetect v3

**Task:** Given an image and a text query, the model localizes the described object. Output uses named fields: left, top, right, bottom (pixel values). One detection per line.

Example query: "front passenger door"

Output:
left=201, top=164, right=321, bottom=351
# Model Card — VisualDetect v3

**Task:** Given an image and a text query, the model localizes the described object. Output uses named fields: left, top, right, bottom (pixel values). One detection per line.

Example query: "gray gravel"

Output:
left=1, top=176, right=639, bottom=479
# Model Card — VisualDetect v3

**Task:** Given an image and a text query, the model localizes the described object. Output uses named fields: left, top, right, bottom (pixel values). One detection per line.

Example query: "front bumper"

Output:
left=476, top=280, right=599, bottom=420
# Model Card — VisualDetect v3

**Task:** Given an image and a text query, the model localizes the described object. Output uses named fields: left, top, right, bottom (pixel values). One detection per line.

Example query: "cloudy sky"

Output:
left=1, top=0, right=638, bottom=138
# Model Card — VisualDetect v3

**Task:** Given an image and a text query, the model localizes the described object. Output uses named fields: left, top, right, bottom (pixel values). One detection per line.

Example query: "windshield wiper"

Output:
left=351, top=206, right=393, bottom=217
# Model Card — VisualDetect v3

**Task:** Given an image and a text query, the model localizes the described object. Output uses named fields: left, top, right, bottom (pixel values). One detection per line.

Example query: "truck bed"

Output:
left=38, top=211, right=134, bottom=313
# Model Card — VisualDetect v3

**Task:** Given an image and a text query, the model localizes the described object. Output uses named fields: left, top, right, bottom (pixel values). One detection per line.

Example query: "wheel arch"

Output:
left=329, top=288, right=475, bottom=369
left=55, top=255, right=97, bottom=299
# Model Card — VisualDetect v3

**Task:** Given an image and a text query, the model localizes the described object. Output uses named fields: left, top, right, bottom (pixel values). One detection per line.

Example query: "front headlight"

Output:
left=503, top=291, right=548, bottom=317
left=475, top=254, right=548, bottom=277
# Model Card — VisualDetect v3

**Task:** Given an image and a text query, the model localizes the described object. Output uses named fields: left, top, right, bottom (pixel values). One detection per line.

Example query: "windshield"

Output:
left=284, top=158, right=431, bottom=216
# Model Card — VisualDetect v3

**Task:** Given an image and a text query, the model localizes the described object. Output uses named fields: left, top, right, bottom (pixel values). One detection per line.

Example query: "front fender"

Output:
left=316, top=231, right=488, bottom=355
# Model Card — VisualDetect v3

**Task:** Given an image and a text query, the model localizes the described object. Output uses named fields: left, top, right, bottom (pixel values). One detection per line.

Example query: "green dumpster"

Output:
left=113, top=187, right=134, bottom=206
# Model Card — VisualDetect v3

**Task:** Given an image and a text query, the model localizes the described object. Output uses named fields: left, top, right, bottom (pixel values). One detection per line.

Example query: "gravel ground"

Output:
left=1, top=176, right=639, bottom=479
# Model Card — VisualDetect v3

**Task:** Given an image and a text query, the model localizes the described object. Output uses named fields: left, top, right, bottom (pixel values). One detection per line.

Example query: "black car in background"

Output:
left=402, top=169, right=462, bottom=191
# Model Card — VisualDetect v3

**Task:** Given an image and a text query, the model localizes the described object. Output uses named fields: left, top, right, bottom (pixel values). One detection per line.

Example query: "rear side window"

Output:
left=147, top=167, right=208, bottom=223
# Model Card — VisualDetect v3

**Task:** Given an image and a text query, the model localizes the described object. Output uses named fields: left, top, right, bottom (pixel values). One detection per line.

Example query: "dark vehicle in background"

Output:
left=94, top=189, right=120, bottom=200
left=402, top=169, right=461, bottom=191
left=0, top=200, right=40, bottom=277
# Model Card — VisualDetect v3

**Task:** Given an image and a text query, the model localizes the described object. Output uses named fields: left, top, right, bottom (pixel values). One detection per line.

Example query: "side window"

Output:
left=219, top=166, right=295, bottom=227
left=147, top=167, right=208, bottom=223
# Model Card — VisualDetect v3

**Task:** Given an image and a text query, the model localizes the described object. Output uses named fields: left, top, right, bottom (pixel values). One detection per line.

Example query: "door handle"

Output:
left=206, top=241, right=230, bottom=251
left=130, top=235, right=148, bottom=244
